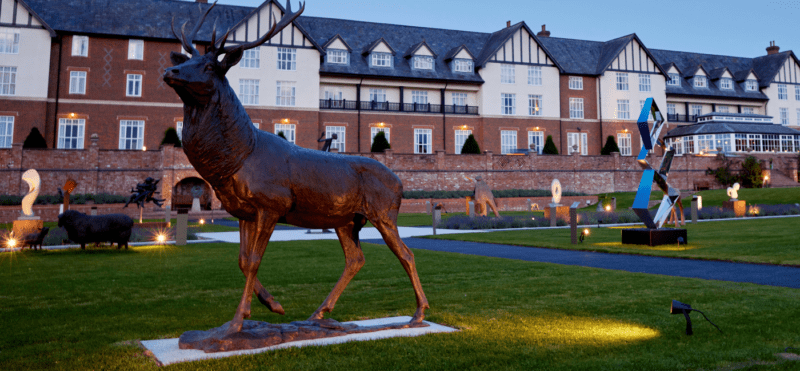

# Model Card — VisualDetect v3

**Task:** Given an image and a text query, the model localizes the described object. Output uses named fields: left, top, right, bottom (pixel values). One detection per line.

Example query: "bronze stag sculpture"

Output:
left=163, top=1, right=428, bottom=337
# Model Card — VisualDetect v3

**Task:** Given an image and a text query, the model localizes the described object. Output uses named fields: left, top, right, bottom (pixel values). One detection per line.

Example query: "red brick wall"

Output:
left=0, top=101, right=47, bottom=146
left=560, top=75, right=598, bottom=120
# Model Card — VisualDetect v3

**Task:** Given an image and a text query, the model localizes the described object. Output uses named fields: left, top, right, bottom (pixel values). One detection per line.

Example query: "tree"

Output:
left=160, top=127, right=182, bottom=148
left=600, top=135, right=620, bottom=155
left=460, top=134, right=481, bottom=154
left=22, top=127, right=47, bottom=149
left=371, top=131, right=391, bottom=152
left=739, top=156, right=763, bottom=188
left=277, top=131, right=287, bottom=140
left=542, top=135, right=558, bottom=155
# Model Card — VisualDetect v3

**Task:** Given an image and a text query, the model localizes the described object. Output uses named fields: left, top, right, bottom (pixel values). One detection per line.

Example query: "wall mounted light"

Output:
left=670, top=300, right=722, bottom=335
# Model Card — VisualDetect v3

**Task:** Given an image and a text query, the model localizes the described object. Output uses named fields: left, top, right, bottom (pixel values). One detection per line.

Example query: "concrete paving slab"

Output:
left=197, top=226, right=479, bottom=243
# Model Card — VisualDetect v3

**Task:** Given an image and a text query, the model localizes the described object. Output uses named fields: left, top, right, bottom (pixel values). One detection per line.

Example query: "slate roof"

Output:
left=538, top=34, right=667, bottom=76
left=664, top=113, right=800, bottom=138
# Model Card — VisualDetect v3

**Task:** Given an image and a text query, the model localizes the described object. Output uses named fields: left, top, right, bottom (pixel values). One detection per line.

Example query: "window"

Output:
left=69, top=71, right=86, bottom=94
left=501, top=93, right=515, bottom=115
left=274, top=123, right=296, bottom=144
left=777, top=84, right=788, bottom=100
left=567, top=132, right=588, bottom=155
left=529, top=95, right=542, bottom=116
left=118, top=120, right=144, bottom=150
left=640, top=100, right=646, bottom=112
left=369, top=88, right=387, bottom=103
left=719, top=78, right=733, bottom=90
left=797, top=109, right=800, bottom=125
left=412, top=90, right=428, bottom=105
left=717, top=133, right=732, bottom=153
left=0, top=66, right=16, bottom=96
left=324, top=90, right=342, bottom=101
left=452, top=92, right=467, bottom=106
left=616, top=99, right=630, bottom=120
left=57, top=118, right=85, bottom=149
left=277, top=47, right=297, bottom=71
left=325, top=126, right=345, bottom=152
left=0, top=28, right=19, bottom=54
left=242, top=47, right=260, bottom=68
left=371, top=53, right=392, bottom=68
left=175, top=121, right=183, bottom=141
left=697, top=134, right=715, bottom=153
left=239, top=79, right=259, bottom=105
left=454, top=129, right=471, bottom=154
left=567, top=76, right=583, bottom=90
left=528, top=130, right=544, bottom=154
left=275, top=81, right=295, bottom=106
left=414, top=128, right=432, bottom=154
left=326, top=49, right=348, bottom=65
left=528, top=66, right=542, bottom=86
left=780, top=108, right=788, bottom=125
left=780, top=135, right=795, bottom=152
left=128, top=39, right=143, bottom=60
left=747, top=134, right=762, bottom=152
left=691, top=104, right=702, bottom=117
left=413, top=56, right=434, bottom=70
left=617, top=133, right=632, bottom=156
left=501, top=130, right=517, bottom=154
left=667, top=103, right=676, bottom=116
left=72, top=36, right=88, bottom=56
left=616, top=73, right=628, bottom=91
left=501, top=64, right=515, bottom=84
left=670, top=137, right=683, bottom=155
left=684, top=135, right=694, bottom=154
left=742, top=107, right=754, bottom=114
left=668, top=73, right=680, bottom=86
left=735, top=134, right=748, bottom=152
left=0, top=116, right=13, bottom=148
left=126, top=74, right=142, bottom=97
left=453, top=59, right=473, bottom=73
left=763, top=134, right=779, bottom=152
left=569, top=98, right=584, bottom=119
left=639, top=74, right=651, bottom=92
left=693, top=75, right=707, bottom=88
left=370, top=127, right=389, bottom=145
left=796, top=86, right=800, bottom=101
left=717, top=106, right=729, bottom=113
left=745, top=79, right=757, bottom=91
left=252, top=122, right=260, bottom=130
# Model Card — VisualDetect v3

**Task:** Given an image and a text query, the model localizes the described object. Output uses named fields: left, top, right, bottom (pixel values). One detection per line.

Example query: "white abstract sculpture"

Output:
left=551, top=179, right=562, bottom=206
left=727, top=183, right=740, bottom=201
left=21, top=169, right=40, bottom=217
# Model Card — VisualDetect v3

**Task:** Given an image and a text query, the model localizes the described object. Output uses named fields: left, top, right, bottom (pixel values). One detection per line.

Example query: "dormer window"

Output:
left=413, top=56, right=434, bottom=70
left=719, top=78, right=733, bottom=90
left=693, top=75, right=707, bottom=88
left=668, top=73, right=680, bottom=86
left=453, top=59, right=473, bottom=73
left=745, top=79, right=758, bottom=91
left=371, top=53, right=393, bottom=68
left=327, top=49, right=349, bottom=65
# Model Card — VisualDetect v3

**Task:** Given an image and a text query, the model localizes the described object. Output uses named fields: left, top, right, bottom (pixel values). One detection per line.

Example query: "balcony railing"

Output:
left=319, top=99, right=479, bottom=115
left=667, top=114, right=698, bottom=123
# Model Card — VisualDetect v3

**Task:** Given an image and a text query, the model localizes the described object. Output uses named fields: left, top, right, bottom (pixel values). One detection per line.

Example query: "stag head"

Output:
left=163, top=0, right=304, bottom=105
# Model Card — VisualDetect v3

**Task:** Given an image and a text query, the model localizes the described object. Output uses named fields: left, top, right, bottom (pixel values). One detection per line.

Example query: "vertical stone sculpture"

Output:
left=13, top=169, right=44, bottom=241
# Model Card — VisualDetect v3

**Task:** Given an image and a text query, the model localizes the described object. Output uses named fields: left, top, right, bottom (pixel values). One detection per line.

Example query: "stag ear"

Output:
left=219, top=46, right=244, bottom=72
left=170, top=51, right=191, bottom=66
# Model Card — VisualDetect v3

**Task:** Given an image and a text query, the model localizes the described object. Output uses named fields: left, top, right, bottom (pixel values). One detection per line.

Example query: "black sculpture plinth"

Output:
left=621, top=228, right=687, bottom=246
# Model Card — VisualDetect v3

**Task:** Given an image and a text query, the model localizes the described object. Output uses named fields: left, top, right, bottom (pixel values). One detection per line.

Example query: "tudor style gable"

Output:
left=478, top=22, right=557, bottom=68
left=0, top=0, right=54, bottom=99
left=602, top=35, right=665, bottom=75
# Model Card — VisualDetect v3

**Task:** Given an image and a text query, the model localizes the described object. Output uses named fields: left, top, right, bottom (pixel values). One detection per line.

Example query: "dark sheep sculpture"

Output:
left=57, top=210, right=134, bottom=250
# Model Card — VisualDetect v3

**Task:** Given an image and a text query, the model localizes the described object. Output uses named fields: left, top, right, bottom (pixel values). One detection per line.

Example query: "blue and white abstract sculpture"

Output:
left=632, top=98, right=679, bottom=229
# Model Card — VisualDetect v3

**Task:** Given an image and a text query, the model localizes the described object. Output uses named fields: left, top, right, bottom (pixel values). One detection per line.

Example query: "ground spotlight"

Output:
left=156, top=234, right=167, bottom=244
left=579, top=228, right=589, bottom=243
left=6, top=237, right=17, bottom=248
left=670, top=300, right=722, bottom=335
left=199, top=219, right=205, bottom=225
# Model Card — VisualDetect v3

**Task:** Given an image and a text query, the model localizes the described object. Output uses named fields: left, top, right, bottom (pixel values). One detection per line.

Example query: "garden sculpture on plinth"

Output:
left=317, top=132, right=338, bottom=152
left=463, top=175, right=500, bottom=217
left=164, top=1, right=428, bottom=352
left=124, top=177, right=165, bottom=209
left=12, top=169, right=44, bottom=240
left=57, top=178, right=77, bottom=210
left=727, top=183, right=740, bottom=201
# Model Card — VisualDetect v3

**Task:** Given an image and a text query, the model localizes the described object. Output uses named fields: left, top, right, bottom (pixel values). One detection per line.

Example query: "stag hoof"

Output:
left=256, top=292, right=285, bottom=315
left=307, top=311, right=326, bottom=321
left=410, top=308, right=426, bottom=324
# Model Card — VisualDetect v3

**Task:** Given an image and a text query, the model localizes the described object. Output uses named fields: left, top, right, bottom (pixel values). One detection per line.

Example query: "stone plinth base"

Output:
left=621, top=228, right=687, bottom=246
left=723, top=200, right=746, bottom=217
left=543, top=206, right=569, bottom=221
left=191, top=198, right=201, bottom=212
left=12, top=218, right=43, bottom=239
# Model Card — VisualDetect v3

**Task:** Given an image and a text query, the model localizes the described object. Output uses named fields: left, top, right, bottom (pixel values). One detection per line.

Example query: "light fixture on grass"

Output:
left=6, top=237, right=17, bottom=248
left=156, top=233, right=167, bottom=244
left=199, top=219, right=205, bottom=225
left=670, top=300, right=722, bottom=335
left=579, top=228, right=589, bottom=243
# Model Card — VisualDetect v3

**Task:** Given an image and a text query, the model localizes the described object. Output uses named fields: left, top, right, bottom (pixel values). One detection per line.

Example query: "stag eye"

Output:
left=205, top=65, right=214, bottom=72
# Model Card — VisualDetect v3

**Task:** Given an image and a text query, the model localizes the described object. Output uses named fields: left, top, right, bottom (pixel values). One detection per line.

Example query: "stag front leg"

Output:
left=309, top=221, right=365, bottom=321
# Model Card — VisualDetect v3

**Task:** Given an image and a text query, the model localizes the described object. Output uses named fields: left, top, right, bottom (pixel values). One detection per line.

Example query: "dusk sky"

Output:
left=210, top=0, right=800, bottom=59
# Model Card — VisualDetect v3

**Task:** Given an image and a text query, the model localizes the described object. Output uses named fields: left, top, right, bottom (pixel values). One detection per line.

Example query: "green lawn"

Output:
left=1, top=241, right=798, bottom=370
left=595, top=186, right=800, bottom=211
left=429, top=216, right=800, bottom=266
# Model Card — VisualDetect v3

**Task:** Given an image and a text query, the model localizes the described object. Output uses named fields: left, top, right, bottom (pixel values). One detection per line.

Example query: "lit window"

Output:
left=529, top=95, right=542, bottom=116
left=126, top=74, right=142, bottom=97
left=780, top=108, right=788, bottom=125
left=617, top=132, right=632, bottom=156
left=453, top=59, right=473, bottom=73
left=327, top=49, right=348, bottom=64
left=452, top=92, right=467, bottom=106
left=569, top=76, right=583, bottom=90
left=528, top=66, right=541, bottom=86
left=128, top=39, right=143, bottom=60
left=370, top=127, right=389, bottom=145
left=616, top=72, right=628, bottom=90
left=718, top=133, right=733, bottom=153
left=454, top=129, right=471, bottom=154
left=616, top=99, right=630, bottom=120
left=501, top=64, right=515, bottom=84
left=501, top=93, right=515, bottom=115
left=242, top=47, right=260, bottom=69
left=747, top=134, right=762, bottom=152
left=639, top=74, right=651, bottom=92
left=528, top=130, right=544, bottom=154
left=277, top=47, right=297, bottom=71
left=0, top=115, right=14, bottom=148
left=0, top=66, right=16, bottom=96
left=325, top=126, right=346, bottom=152
left=780, top=135, right=795, bottom=152
left=239, top=79, right=259, bottom=105
left=569, top=98, right=583, bottom=119
left=742, top=107, right=754, bottom=114
left=72, top=36, right=88, bottom=56
left=371, top=53, right=392, bottom=68
left=697, top=134, right=715, bottom=153
left=275, top=81, right=295, bottom=107
left=275, top=123, right=296, bottom=144
left=58, top=118, right=85, bottom=149
left=567, top=132, right=587, bottom=155
left=501, top=130, right=517, bottom=154
left=0, top=28, right=20, bottom=54
left=119, top=120, right=144, bottom=150
left=413, top=56, right=434, bottom=70
left=69, top=71, right=86, bottom=94
left=412, top=90, right=428, bottom=105
left=719, top=78, right=733, bottom=90
left=667, top=73, right=680, bottom=86
left=777, top=84, right=788, bottom=100
left=414, top=128, right=432, bottom=154
left=693, top=75, right=707, bottom=88
left=745, top=79, right=758, bottom=91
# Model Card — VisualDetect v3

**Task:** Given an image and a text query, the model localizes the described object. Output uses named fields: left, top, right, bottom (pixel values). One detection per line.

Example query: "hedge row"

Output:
left=402, top=188, right=587, bottom=199
left=0, top=193, right=128, bottom=206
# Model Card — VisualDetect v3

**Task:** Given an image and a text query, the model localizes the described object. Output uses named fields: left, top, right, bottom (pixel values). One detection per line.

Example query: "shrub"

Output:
left=277, top=131, right=287, bottom=140
left=600, top=135, right=620, bottom=155
left=461, top=134, right=481, bottom=154
left=705, top=156, right=738, bottom=188
left=740, top=156, right=763, bottom=188
left=371, top=131, right=391, bottom=152
left=161, top=127, right=182, bottom=148
left=0, top=193, right=126, bottom=206
left=542, top=135, right=558, bottom=155
left=22, top=127, right=47, bottom=149
left=402, top=189, right=586, bottom=199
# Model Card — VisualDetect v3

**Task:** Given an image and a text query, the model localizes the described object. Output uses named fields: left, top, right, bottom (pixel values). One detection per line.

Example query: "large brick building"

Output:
left=1, top=0, right=799, bottom=157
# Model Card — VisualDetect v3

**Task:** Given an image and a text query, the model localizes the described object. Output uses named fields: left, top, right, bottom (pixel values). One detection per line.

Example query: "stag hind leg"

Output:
left=309, top=215, right=366, bottom=321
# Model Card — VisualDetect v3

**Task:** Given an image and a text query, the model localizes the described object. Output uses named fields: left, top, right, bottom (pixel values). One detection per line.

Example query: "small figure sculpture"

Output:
left=124, top=177, right=165, bottom=208
left=727, top=183, right=740, bottom=201
left=21, top=169, right=40, bottom=217
left=58, top=210, right=133, bottom=250
left=463, top=175, right=500, bottom=217
left=317, top=132, right=338, bottom=152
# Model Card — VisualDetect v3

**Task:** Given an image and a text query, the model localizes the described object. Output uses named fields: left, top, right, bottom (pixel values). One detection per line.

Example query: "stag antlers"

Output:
left=171, top=0, right=305, bottom=57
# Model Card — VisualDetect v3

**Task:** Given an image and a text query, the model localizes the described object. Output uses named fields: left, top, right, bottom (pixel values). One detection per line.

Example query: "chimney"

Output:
left=766, top=40, right=780, bottom=55
left=537, top=24, right=551, bottom=37
left=506, top=21, right=511, bottom=28
left=196, top=0, right=208, bottom=3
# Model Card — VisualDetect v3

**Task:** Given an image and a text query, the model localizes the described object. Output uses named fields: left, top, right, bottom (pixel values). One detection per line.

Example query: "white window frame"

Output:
left=72, top=36, right=88, bottom=57
left=370, top=127, right=390, bottom=145
left=414, top=128, right=432, bottom=154
left=616, top=72, right=629, bottom=91
left=528, top=95, right=542, bottom=116
left=567, top=132, right=588, bottom=155
left=241, top=47, right=260, bottom=69
left=780, top=135, right=795, bottom=152
left=0, top=66, right=16, bottom=96
left=452, top=92, right=467, bottom=106
left=616, top=99, right=630, bottom=120
left=277, top=47, right=297, bottom=71
left=501, top=93, right=515, bottom=115
left=454, top=129, right=471, bottom=154
left=797, top=109, right=800, bottom=126
left=0, top=28, right=20, bottom=54
left=369, top=88, right=387, bottom=102
left=275, top=81, right=295, bottom=107
left=694, top=75, right=707, bottom=88
left=691, top=104, right=702, bottom=117
left=239, top=79, right=260, bottom=105
left=697, top=134, right=715, bottom=153
left=323, top=89, right=343, bottom=108
left=718, top=133, right=733, bottom=153
left=780, top=108, right=788, bottom=125
left=453, top=59, right=473, bottom=73
left=568, top=76, right=583, bottom=90
left=667, top=73, right=680, bottom=86
left=528, top=66, right=542, bottom=86
left=528, top=130, right=544, bottom=154
left=326, top=49, right=348, bottom=65
left=745, top=79, right=757, bottom=91
left=500, top=130, right=517, bottom=154
left=617, top=132, right=632, bottom=156
left=325, top=126, right=346, bottom=152
left=371, top=53, right=392, bottom=68
left=569, top=98, right=584, bottom=119
left=742, top=107, right=755, bottom=114
left=128, top=39, right=144, bottom=60
left=717, top=106, right=729, bottom=113
left=176, top=121, right=183, bottom=141
left=639, top=74, right=651, bottom=92
left=126, top=74, right=142, bottom=97
left=777, top=84, right=788, bottom=100
left=274, top=123, right=296, bottom=144
left=796, top=86, right=800, bottom=101
left=501, top=64, right=515, bottom=84
left=69, top=71, right=86, bottom=94
left=57, top=118, right=85, bottom=149
left=0, top=115, right=13, bottom=148
left=413, top=56, right=434, bottom=70
left=118, top=120, right=144, bottom=150
left=412, top=90, right=428, bottom=105
left=667, top=103, right=676, bottom=116
left=719, top=78, right=733, bottom=90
